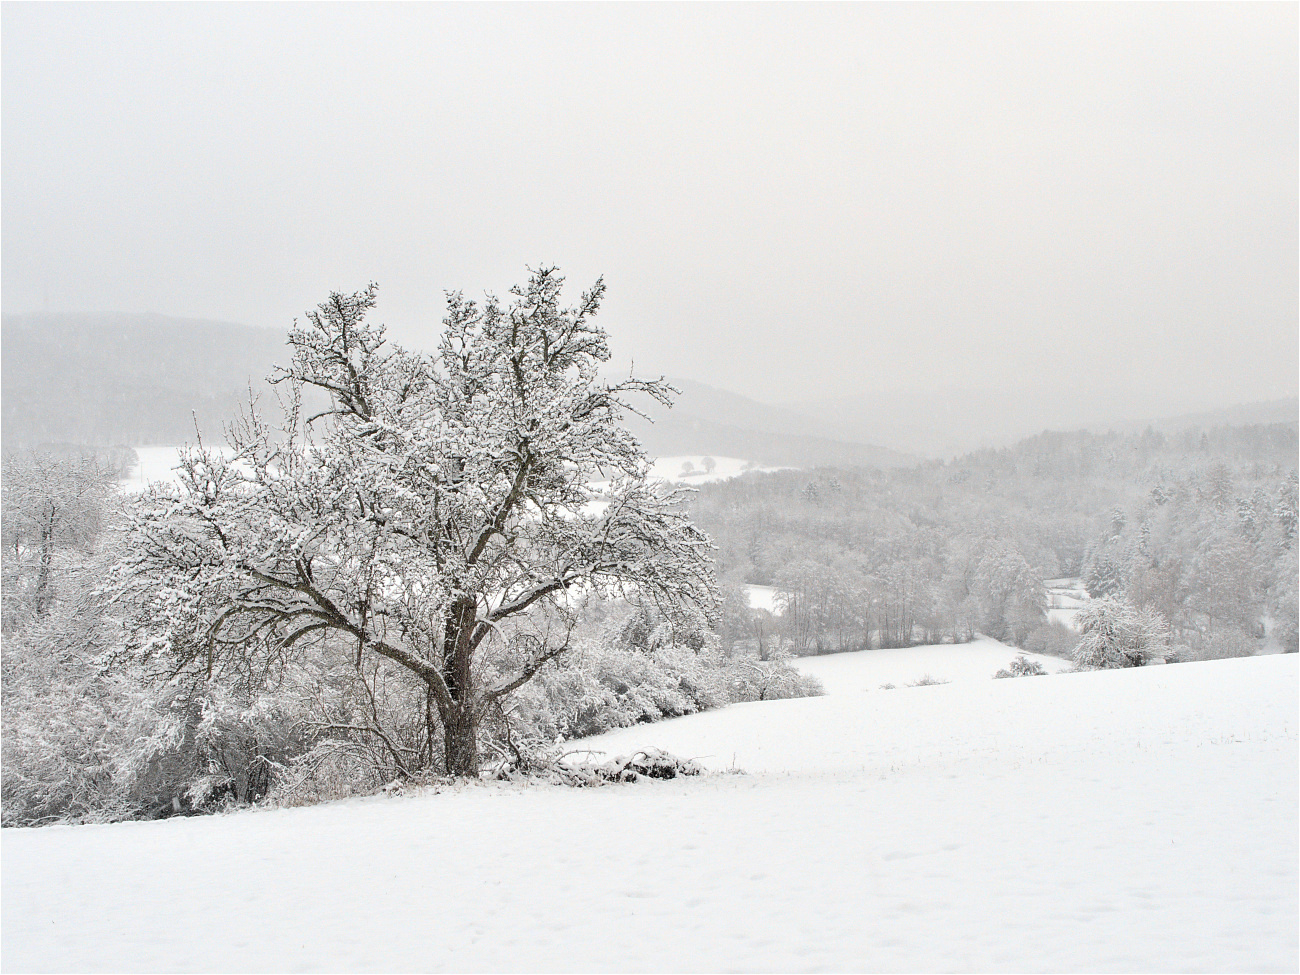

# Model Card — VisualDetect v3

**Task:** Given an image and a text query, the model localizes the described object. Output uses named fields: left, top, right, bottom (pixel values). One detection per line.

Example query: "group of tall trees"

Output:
left=1080, top=463, right=1297, bottom=656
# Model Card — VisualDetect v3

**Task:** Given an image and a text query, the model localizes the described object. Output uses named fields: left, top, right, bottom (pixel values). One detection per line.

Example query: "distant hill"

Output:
left=2, top=313, right=291, bottom=447
left=622, top=378, right=916, bottom=469
left=782, top=387, right=1083, bottom=459
left=784, top=388, right=1299, bottom=460
left=1102, top=399, right=1299, bottom=436
left=1, top=314, right=915, bottom=469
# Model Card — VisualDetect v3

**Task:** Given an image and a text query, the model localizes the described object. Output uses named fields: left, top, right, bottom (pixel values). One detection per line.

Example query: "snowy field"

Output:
left=649, top=455, right=789, bottom=484
left=1045, top=578, right=1089, bottom=631
left=3, top=647, right=1295, bottom=973
left=120, top=444, right=191, bottom=491
left=789, top=637, right=1073, bottom=694
left=744, top=582, right=779, bottom=612
left=124, top=449, right=778, bottom=495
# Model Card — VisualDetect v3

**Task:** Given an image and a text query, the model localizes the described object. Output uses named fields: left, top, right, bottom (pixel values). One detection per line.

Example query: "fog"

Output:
left=3, top=3, right=1296, bottom=425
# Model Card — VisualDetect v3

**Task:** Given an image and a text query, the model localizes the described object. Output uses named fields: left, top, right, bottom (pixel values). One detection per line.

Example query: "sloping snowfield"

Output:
left=3, top=650, right=1296, bottom=973
left=789, top=637, right=1074, bottom=694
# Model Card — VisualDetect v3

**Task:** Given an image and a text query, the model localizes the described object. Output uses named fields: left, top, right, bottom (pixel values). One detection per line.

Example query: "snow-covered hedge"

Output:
left=3, top=601, right=823, bottom=824
left=488, top=635, right=821, bottom=767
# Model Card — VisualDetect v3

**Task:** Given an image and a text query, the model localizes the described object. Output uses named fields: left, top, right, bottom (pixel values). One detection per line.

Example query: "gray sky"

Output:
left=4, top=2, right=1296, bottom=415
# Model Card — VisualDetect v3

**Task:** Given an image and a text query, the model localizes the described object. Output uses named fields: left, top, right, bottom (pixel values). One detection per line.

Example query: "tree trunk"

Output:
left=423, top=685, right=438, bottom=769
left=439, top=595, right=480, bottom=776
left=442, top=703, right=479, bottom=777
left=34, top=524, right=53, bottom=617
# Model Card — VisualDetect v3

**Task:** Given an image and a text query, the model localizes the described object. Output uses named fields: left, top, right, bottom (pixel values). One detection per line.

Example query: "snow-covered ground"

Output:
left=119, top=445, right=190, bottom=491
left=125, top=449, right=778, bottom=496
left=1046, top=577, right=1089, bottom=631
left=4, top=647, right=1294, bottom=973
left=648, top=455, right=786, bottom=484
left=789, top=637, right=1073, bottom=694
left=744, top=582, right=779, bottom=613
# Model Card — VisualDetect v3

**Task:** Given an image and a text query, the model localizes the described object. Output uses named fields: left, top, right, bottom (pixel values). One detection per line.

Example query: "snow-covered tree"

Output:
left=1084, top=555, right=1126, bottom=599
left=1072, top=596, right=1169, bottom=669
left=113, top=269, right=717, bottom=776
left=969, top=544, right=1045, bottom=646
left=2, top=450, right=117, bottom=623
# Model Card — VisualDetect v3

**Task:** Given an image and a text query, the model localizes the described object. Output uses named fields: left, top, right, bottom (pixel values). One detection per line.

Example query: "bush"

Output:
left=726, top=652, right=824, bottom=703
left=5, top=597, right=823, bottom=823
left=499, top=640, right=729, bottom=748
left=994, top=655, right=1048, bottom=679
left=908, top=674, right=950, bottom=687
left=264, top=740, right=401, bottom=808
left=497, top=638, right=821, bottom=749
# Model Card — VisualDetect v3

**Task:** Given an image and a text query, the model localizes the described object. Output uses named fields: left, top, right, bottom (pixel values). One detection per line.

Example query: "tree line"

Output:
left=691, top=424, right=1297, bottom=660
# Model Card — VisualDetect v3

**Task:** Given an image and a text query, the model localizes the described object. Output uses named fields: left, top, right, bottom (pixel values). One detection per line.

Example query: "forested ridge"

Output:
left=691, top=422, right=1298, bottom=658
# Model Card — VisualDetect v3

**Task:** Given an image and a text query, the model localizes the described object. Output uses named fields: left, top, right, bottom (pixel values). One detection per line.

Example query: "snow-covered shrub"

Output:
left=993, top=655, right=1047, bottom=678
left=1, top=631, right=143, bottom=825
left=726, top=652, right=823, bottom=702
left=490, top=747, right=704, bottom=786
left=0, top=566, right=161, bottom=825
left=908, top=674, right=950, bottom=686
left=102, top=677, right=325, bottom=817
left=263, top=739, right=395, bottom=807
left=498, top=638, right=730, bottom=748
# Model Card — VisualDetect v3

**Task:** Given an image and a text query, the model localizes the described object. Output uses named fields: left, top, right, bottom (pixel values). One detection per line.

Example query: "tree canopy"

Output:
left=114, top=269, right=717, bottom=775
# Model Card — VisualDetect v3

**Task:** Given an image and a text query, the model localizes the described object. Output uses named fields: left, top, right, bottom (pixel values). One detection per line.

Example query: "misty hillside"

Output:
left=624, top=377, right=915, bottom=468
left=1, top=313, right=292, bottom=447
left=786, top=388, right=1300, bottom=460
left=1106, top=399, right=1300, bottom=436
left=1, top=313, right=912, bottom=467
left=5, top=311, right=1290, bottom=471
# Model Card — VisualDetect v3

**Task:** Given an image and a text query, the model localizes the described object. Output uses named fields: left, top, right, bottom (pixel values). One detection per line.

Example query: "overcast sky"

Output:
left=3, top=2, right=1296, bottom=415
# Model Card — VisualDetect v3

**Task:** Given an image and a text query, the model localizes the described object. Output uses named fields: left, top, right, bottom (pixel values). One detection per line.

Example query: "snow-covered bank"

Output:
left=3, top=654, right=1295, bottom=973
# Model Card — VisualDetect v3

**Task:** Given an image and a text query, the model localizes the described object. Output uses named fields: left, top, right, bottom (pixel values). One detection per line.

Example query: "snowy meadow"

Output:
left=4, top=645, right=1295, bottom=973
left=5, top=5, right=1298, bottom=973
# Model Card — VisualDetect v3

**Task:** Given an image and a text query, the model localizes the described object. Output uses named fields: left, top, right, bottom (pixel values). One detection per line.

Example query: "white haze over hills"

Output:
left=7, top=308, right=1292, bottom=465
left=785, top=388, right=1300, bottom=460
left=4, top=5, right=1295, bottom=415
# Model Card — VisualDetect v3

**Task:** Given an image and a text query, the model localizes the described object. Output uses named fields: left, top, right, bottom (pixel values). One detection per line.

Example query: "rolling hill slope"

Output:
left=4, top=650, right=1294, bottom=972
